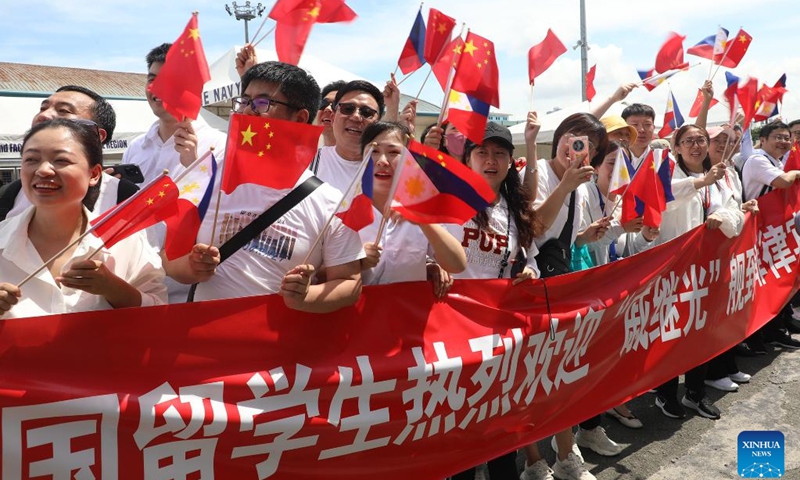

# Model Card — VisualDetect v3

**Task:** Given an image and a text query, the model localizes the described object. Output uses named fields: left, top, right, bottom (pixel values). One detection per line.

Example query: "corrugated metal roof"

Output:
left=0, top=62, right=146, bottom=99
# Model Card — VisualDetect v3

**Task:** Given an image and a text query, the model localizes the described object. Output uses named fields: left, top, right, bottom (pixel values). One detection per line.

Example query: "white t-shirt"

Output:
left=579, top=183, right=626, bottom=266
left=445, top=197, right=539, bottom=280
left=9, top=173, right=123, bottom=219
left=313, top=145, right=363, bottom=195
left=0, top=206, right=167, bottom=319
left=359, top=213, right=431, bottom=286
left=742, top=149, right=784, bottom=201
left=123, top=118, right=227, bottom=184
left=193, top=169, right=365, bottom=301
left=533, top=159, right=587, bottom=249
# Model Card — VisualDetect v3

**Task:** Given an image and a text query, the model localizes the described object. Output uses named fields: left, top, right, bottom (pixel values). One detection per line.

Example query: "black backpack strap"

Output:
left=186, top=176, right=324, bottom=302
left=558, top=191, right=577, bottom=245
left=309, top=147, right=322, bottom=174
left=0, top=180, right=22, bottom=222
left=116, top=178, right=140, bottom=203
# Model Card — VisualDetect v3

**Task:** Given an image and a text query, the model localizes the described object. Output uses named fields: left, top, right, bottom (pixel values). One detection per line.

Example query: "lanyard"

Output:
left=497, top=203, right=513, bottom=278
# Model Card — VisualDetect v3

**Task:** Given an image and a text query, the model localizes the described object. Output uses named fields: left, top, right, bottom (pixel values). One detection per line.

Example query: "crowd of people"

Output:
left=1, top=42, right=800, bottom=480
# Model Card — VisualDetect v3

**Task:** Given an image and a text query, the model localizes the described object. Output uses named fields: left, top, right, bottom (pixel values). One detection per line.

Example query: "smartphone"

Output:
left=110, top=164, right=145, bottom=184
left=569, top=135, right=589, bottom=165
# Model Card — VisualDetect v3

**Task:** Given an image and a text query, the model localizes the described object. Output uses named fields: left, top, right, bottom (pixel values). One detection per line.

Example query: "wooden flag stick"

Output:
left=249, top=13, right=272, bottom=45
left=300, top=147, right=374, bottom=265
left=17, top=171, right=171, bottom=288
left=252, top=26, right=276, bottom=48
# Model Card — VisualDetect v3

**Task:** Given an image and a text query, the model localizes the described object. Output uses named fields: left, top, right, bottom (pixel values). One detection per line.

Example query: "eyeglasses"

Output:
left=679, top=137, right=708, bottom=147
left=711, top=137, right=735, bottom=146
left=69, top=118, right=102, bottom=139
left=770, top=134, right=792, bottom=142
left=335, top=102, right=379, bottom=120
left=319, top=98, right=333, bottom=111
left=231, top=96, right=298, bottom=115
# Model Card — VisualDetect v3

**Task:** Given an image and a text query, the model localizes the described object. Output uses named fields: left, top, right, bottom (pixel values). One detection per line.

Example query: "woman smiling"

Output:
left=0, top=119, right=167, bottom=318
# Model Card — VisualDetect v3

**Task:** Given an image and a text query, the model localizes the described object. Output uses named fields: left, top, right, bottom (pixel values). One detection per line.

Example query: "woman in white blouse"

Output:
left=653, top=124, right=744, bottom=421
left=0, top=119, right=167, bottom=318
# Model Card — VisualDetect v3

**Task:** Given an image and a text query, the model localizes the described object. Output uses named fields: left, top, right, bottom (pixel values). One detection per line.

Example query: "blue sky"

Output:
left=3, top=0, right=799, bottom=123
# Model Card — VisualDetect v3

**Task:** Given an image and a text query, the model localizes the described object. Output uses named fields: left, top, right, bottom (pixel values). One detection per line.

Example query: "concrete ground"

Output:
left=470, top=344, right=800, bottom=479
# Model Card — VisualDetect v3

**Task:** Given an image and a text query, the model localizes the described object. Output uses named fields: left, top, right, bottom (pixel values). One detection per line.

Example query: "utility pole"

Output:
left=574, top=0, right=589, bottom=101
left=225, top=1, right=266, bottom=43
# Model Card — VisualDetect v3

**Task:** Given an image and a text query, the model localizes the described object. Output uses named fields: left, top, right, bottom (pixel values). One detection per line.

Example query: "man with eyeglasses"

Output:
left=741, top=120, right=800, bottom=349
left=0, top=85, right=139, bottom=221
left=312, top=80, right=385, bottom=194
left=165, top=61, right=364, bottom=313
left=621, top=103, right=661, bottom=170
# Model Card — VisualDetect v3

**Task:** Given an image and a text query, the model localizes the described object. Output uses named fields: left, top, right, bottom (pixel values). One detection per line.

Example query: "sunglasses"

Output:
left=69, top=118, right=102, bottom=139
left=319, top=98, right=333, bottom=111
left=335, top=102, right=379, bottom=120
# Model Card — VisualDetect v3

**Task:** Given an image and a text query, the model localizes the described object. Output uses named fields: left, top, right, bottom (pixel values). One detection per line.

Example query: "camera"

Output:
left=569, top=135, right=589, bottom=165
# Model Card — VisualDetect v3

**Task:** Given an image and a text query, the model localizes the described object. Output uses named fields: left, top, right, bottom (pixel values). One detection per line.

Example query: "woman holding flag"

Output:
left=446, top=122, right=542, bottom=480
left=652, top=124, right=745, bottom=421
left=0, top=119, right=167, bottom=318
left=357, top=121, right=467, bottom=295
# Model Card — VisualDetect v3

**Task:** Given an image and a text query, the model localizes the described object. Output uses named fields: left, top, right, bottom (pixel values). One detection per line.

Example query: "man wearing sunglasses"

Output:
left=312, top=80, right=385, bottom=194
left=316, top=80, right=346, bottom=147
left=165, top=61, right=365, bottom=313
left=0, top=85, right=139, bottom=221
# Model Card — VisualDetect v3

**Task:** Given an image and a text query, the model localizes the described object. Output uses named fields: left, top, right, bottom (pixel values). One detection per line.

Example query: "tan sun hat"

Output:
left=601, top=115, right=638, bottom=145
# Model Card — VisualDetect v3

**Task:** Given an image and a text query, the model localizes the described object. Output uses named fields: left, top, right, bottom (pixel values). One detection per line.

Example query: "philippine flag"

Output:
left=608, top=147, right=636, bottom=196
left=637, top=68, right=684, bottom=92
left=658, top=91, right=685, bottom=139
left=397, top=7, right=426, bottom=75
left=444, top=89, right=491, bottom=145
left=335, top=158, right=375, bottom=231
left=687, top=27, right=729, bottom=62
left=163, top=152, right=218, bottom=260
left=389, top=140, right=495, bottom=225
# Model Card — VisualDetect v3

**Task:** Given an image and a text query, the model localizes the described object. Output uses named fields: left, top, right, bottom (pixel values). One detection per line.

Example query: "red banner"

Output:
left=2, top=186, right=800, bottom=479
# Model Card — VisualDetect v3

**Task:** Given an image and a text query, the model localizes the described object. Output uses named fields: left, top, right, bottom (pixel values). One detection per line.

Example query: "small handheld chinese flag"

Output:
left=423, top=8, right=456, bottom=65
left=222, top=113, right=323, bottom=193
left=269, top=0, right=357, bottom=65
left=586, top=64, right=597, bottom=102
left=654, top=32, right=689, bottom=73
left=451, top=31, right=500, bottom=108
left=147, top=13, right=211, bottom=121
left=527, top=29, right=567, bottom=85
left=90, top=177, right=180, bottom=248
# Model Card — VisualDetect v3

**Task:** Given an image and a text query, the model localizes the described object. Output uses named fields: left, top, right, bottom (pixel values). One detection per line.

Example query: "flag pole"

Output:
left=300, top=146, right=374, bottom=265
left=435, top=23, right=467, bottom=126
left=529, top=83, right=535, bottom=112
left=249, top=12, right=272, bottom=45
left=252, top=26, right=276, bottom=48
left=16, top=171, right=171, bottom=289
left=414, top=69, right=434, bottom=101
left=396, top=68, right=418, bottom=87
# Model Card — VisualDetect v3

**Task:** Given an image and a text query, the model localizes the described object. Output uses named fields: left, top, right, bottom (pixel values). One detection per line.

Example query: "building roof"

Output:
left=0, top=62, right=145, bottom=99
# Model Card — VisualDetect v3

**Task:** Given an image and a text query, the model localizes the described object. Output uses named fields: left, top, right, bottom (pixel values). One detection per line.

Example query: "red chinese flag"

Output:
left=527, top=29, right=567, bottom=85
left=654, top=32, right=689, bottom=73
left=147, top=13, right=211, bottom=121
left=719, top=29, right=752, bottom=68
left=738, top=77, right=759, bottom=131
left=269, top=0, right=357, bottom=65
left=688, top=89, right=719, bottom=117
left=586, top=64, right=597, bottom=102
left=784, top=143, right=800, bottom=172
left=432, top=36, right=464, bottom=91
left=90, top=178, right=179, bottom=248
left=451, top=31, right=500, bottom=108
left=222, top=113, right=323, bottom=193
left=423, top=8, right=456, bottom=65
